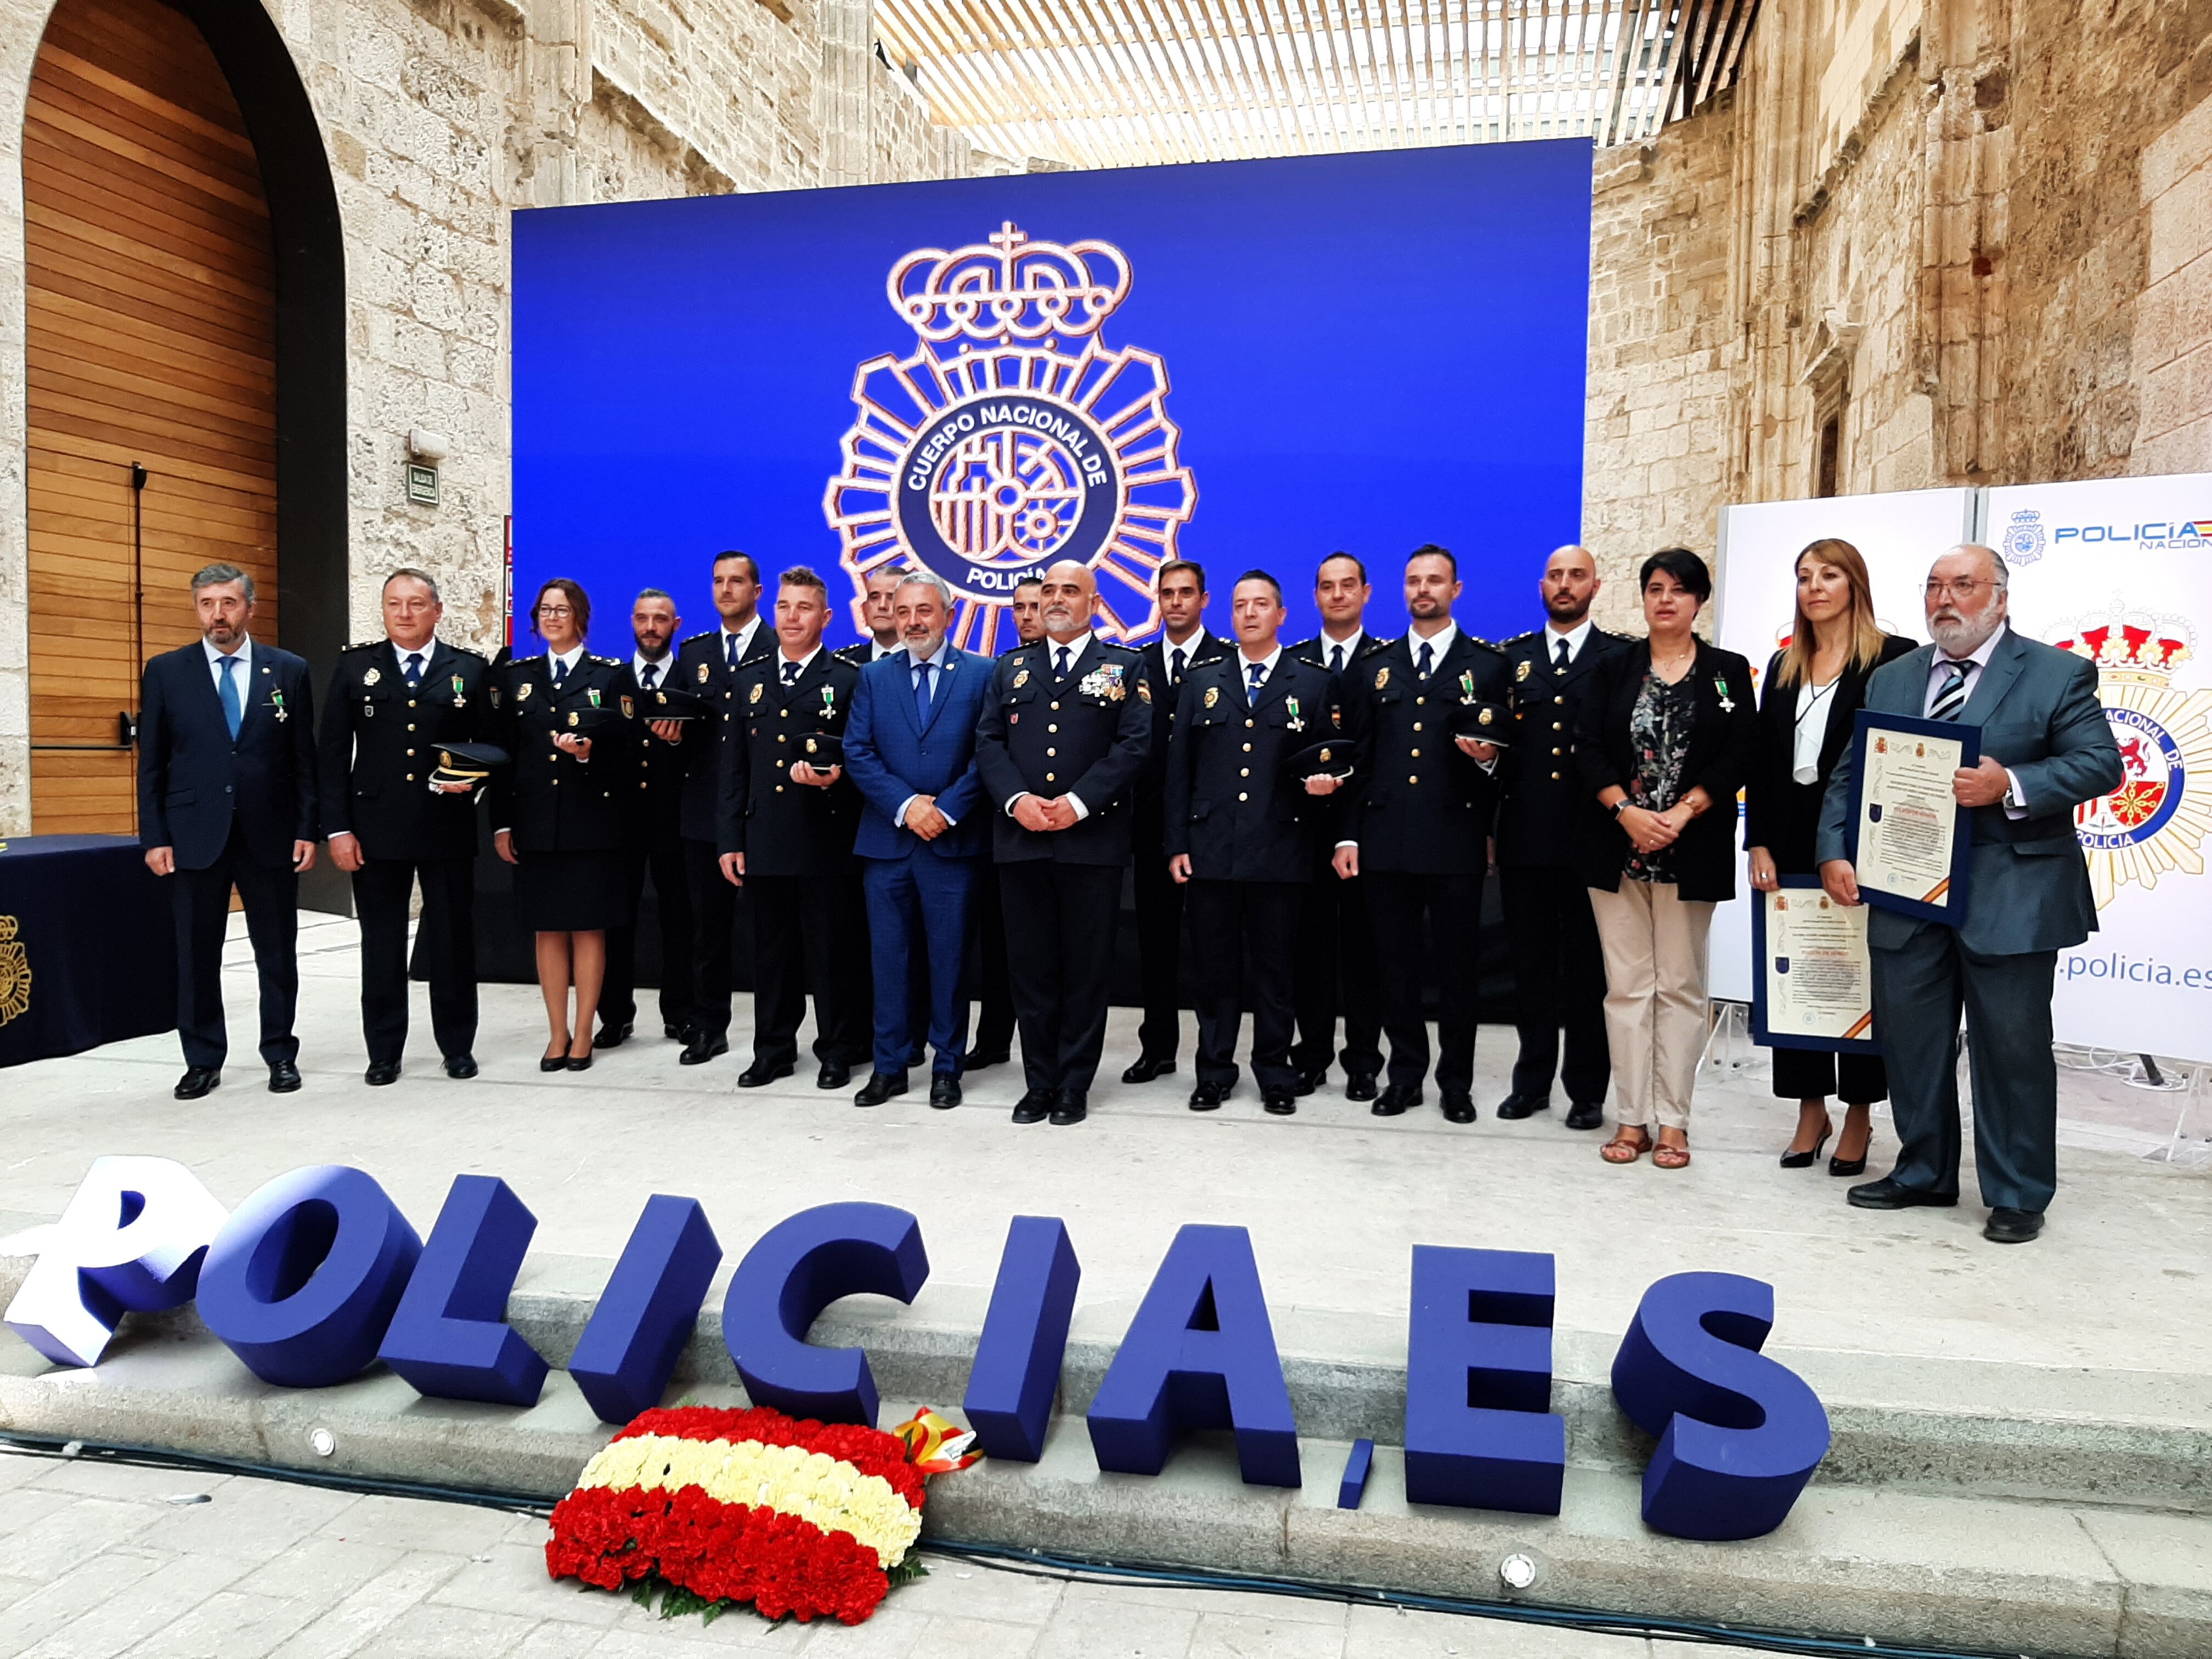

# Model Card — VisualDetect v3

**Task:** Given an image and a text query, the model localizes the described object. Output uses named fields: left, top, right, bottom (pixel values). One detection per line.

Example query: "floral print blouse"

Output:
left=1624, top=668, right=1696, bottom=883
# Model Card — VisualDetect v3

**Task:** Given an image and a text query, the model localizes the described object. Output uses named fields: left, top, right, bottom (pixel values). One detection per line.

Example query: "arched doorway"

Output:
left=21, top=0, right=346, bottom=840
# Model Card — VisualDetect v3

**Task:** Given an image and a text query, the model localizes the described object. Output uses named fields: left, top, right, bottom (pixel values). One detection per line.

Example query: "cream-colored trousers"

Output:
left=1588, top=879, right=1715, bottom=1130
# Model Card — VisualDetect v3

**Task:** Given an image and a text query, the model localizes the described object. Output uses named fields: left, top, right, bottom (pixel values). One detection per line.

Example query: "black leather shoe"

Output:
left=680, top=1034, right=729, bottom=1066
left=1121, top=1054, right=1178, bottom=1084
left=594, top=1022, right=632, bottom=1049
left=565, top=1048, right=594, bottom=1073
left=817, top=1061, right=851, bottom=1090
left=539, top=1048, right=569, bottom=1073
left=1828, top=1152, right=1869, bottom=1178
left=1984, top=1207, right=2045, bottom=1244
left=1049, top=1090, right=1088, bottom=1126
left=1344, top=1072, right=1379, bottom=1102
left=738, top=1060, right=794, bottom=1088
left=1564, top=1101, right=1604, bottom=1131
left=1294, top=1066, right=1326, bottom=1097
left=173, top=1065, right=221, bottom=1101
left=930, top=1075, right=963, bottom=1108
left=364, top=1060, right=401, bottom=1087
left=1495, top=1092, right=1549, bottom=1120
left=1262, top=1089, right=1297, bottom=1116
left=966, top=1049, right=1011, bottom=1071
left=268, top=1060, right=302, bottom=1093
left=854, top=1070, right=909, bottom=1107
left=664, top=1022, right=685, bottom=1040
left=1188, top=1081, right=1228, bottom=1111
left=1440, top=1091, right=1476, bottom=1124
left=1847, top=1176, right=1958, bottom=1210
left=1011, top=1089, right=1052, bottom=1124
left=1372, top=1084, right=1421, bottom=1116
left=443, top=1054, right=478, bottom=1080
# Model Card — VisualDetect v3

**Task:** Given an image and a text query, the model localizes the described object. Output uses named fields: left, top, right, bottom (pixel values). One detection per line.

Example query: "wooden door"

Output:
left=24, top=0, right=278, bottom=834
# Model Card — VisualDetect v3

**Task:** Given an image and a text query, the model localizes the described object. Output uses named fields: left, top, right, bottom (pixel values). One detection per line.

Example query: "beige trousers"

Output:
left=1588, top=879, right=1715, bottom=1130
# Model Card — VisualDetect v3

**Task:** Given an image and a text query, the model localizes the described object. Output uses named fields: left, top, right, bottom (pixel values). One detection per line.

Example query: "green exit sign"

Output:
left=406, top=464, right=440, bottom=506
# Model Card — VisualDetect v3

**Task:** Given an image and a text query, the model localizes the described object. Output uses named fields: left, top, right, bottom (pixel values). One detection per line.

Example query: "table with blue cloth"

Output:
left=0, top=834, right=177, bottom=1066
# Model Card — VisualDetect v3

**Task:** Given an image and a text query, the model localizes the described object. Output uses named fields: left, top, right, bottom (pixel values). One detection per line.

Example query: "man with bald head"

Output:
left=1495, top=544, right=1631, bottom=1130
left=975, top=560, right=1153, bottom=1125
left=1819, top=544, right=2121, bottom=1244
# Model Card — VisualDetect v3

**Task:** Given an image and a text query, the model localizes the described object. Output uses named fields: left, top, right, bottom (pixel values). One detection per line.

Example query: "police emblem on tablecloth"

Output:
left=0, top=916, right=27, bottom=1028
left=826, top=223, right=1197, bottom=655
left=2050, top=603, right=2212, bottom=908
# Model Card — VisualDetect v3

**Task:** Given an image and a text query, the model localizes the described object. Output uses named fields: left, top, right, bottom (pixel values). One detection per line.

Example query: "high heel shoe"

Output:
left=566, top=1043, right=595, bottom=1073
left=540, top=1045, right=571, bottom=1073
left=1779, top=1121, right=1832, bottom=1169
left=1829, top=1138, right=1870, bottom=1177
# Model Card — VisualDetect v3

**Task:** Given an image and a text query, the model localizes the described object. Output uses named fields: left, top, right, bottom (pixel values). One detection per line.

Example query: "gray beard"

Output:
left=1930, top=612, right=2001, bottom=657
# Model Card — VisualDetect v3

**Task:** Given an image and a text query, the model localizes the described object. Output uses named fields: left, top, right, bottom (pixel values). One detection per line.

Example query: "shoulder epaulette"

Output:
left=449, top=644, right=490, bottom=662
left=1505, top=629, right=1539, bottom=646
left=592, top=654, right=620, bottom=665
left=343, top=639, right=383, bottom=653
left=680, top=629, right=719, bottom=647
left=1102, top=640, right=1142, bottom=657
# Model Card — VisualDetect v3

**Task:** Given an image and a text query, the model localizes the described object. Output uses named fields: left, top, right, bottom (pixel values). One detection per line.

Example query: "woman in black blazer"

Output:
left=490, top=578, right=636, bottom=1072
left=1575, top=548, right=1758, bottom=1170
left=1746, top=538, right=1917, bottom=1175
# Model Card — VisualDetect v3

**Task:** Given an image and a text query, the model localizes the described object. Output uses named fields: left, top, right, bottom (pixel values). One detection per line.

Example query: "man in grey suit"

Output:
left=1818, top=544, right=2122, bottom=1244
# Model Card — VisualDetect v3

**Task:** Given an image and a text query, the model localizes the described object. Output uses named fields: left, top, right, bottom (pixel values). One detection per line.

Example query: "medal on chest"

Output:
left=1286, top=695, right=1305, bottom=732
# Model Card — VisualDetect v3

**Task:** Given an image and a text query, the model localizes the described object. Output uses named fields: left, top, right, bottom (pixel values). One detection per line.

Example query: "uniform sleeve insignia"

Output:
left=1137, top=678, right=1151, bottom=703
left=1204, top=686, right=1220, bottom=708
left=698, top=662, right=712, bottom=684
left=363, top=667, right=380, bottom=686
left=517, top=682, right=533, bottom=701
left=1013, top=668, right=1030, bottom=689
left=1515, top=659, right=1532, bottom=682
left=619, top=695, right=635, bottom=719
left=749, top=681, right=765, bottom=704
left=1374, top=667, right=1390, bottom=690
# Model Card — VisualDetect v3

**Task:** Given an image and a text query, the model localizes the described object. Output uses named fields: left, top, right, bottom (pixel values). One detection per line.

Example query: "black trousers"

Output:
left=1364, top=870, right=1483, bottom=1094
left=603, top=830, right=693, bottom=1035
left=749, top=870, right=871, bottom=1069
left=999, top=861, right=1122, bottom=1097
left=1498, top=862, right=1611, bottom=1105
left=972, top=861, right=1017, bottom=1056
left=682, top=837, right=748, bottom=1039
left=1132, top=837, right=1184, bottom=1060
left=1290, top=867, right=1383, bottom=1078
left=1186, top=878, right=1303, bottom=1093
left=1771, top=1046, right=1889, bottom=1104
left=354, top=854, right=475, bottom=1064
left=170, top=822, right=298, bottom=1070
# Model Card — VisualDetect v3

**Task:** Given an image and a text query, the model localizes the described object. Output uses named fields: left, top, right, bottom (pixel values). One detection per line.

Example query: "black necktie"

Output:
left=640, top=662, right=660, bottom=689
left=404, top=651, right=424, bottom=687
left=1330, top=644, right=1345, bottom=675
left=782, top=659, right=800, bottom=686
left=1417, top=640, right=1434, bottom=680
left=1170, top=646, right=1186, bottom=685
left=551, top=657, right=568, bottom=687
left=1555, top=637, right=1571, bottom=672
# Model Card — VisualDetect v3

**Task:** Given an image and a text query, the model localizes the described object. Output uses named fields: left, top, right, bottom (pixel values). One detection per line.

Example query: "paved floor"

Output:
left=3, top=913, right=2209, bottom=1375
left=0, top=1447, right=1779, bottom=1659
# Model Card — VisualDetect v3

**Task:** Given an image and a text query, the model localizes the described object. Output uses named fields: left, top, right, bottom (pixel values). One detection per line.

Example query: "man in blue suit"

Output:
left=842, top=570, right=990, bottom=1107
left=1819, top=544, right=2123, bottom=1244
left=137, top=564, right=321, bottom=1099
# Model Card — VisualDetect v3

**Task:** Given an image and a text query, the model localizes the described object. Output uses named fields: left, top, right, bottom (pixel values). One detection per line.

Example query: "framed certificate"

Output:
left=1846, top=709, right=1978, bottom=926
left=1751, top=878, right=1878, bottom=1054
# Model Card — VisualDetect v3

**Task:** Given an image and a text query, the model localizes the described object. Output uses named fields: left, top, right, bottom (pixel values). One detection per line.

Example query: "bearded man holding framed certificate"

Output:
left=1816, top=546, right=2122, bottom=1245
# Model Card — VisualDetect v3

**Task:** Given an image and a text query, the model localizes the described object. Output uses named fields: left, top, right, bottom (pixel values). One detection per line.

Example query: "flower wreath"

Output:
left=546, top=1404, right=977, bottom=1626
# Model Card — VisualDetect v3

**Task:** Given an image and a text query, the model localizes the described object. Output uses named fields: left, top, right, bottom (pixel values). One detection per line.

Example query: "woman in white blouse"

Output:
left=1746, top=539, right=1917, bottom=1175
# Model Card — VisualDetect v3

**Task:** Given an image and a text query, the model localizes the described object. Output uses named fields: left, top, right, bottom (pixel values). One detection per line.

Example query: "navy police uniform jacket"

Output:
left=975, top=636, right=1152, bottom=866
left=714, top=649, right=862, bottom=876
left=137, top=639, right=319, bottom=870
left=1287, top=631, right=1391, bottom=852
left=1337, top=629, right=1513, bottom=876
left=617, top=657, right=692, bottom=848
left=670, top=625, right=775, bottom=843
left=1494, top=625, right=1633, bottom=868
left=1134, top=631, right=1230, bottom=840
left=316, top=639, right=492, bottom=863
left=1164, top=651, right=1339, bottom=884
left=488, top=651, right=635, bottom=853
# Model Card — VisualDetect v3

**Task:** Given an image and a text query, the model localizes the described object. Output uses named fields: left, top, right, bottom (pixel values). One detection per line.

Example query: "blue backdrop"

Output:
left=513, top=140, right=1593, bottom=656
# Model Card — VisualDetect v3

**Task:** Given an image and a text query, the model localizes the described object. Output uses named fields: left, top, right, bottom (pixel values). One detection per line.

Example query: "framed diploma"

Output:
left=1846, top=709, right=1978, bottom=926
left=1751, top=878, right=1878, bottom=1054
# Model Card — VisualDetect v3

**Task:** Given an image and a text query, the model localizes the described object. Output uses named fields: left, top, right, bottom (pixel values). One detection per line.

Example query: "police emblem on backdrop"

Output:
left=825, top=222, right=1197, bottom=654
left=2002, top=509, right=2047, bottom=568
left=2049, top=605, right=2212, bottom=908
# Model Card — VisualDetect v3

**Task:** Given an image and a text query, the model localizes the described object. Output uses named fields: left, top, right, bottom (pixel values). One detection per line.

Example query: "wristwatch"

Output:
left=1609, top=798, right=1629, bottom=820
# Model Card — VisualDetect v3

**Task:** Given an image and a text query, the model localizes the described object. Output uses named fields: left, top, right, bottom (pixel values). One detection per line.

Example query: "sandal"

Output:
left=1653, top=1135, right=1691, bottom=1170
left=1601, top=1128, right=1650, bottom=1164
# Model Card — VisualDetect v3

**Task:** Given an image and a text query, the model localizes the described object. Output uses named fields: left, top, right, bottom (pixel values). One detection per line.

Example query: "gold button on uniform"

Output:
left=405, top=772, right=415, bottom=781
left=1045, top=772, right=1057, bottom=782
left=1412, top=721, right=1423, bottom=731
left=1551, top=771, right=1562, bottom=780
left=406, top=748, right=415, bottom=756
left=1415, top=695, right=1425, bottom=706
left=1410, top=748, right=1420, bottom=758
left=1408, top=775, right=1419, bottom=785
left=1238, top=792, right=1248, bottom=802
left=1239, top=767, right=1249, bottom=777
left=1552, top=747, right=1562, bottom=755
left=1242, top=741, right=1252, bottom=752
left=1047, top=747, right=1057, bottom=757
left=1051, top=701, right=1061, bottom=710
left=1553, top=721, right=1562, bottom=730
left=1048, top=723, right=1059, bottom=732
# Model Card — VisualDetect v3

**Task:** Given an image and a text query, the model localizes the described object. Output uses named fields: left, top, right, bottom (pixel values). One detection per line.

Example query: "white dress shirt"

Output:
left=1161, top=628, right=1210, bottom=685
left=1407, top=620, right=1458, bottom=673
left=545, top=645, right=585, bottom=679
left=392, top=640, right=438, bottom=683
left=870, top=639, right=900, bottom=661
left=776, top=645, right=824, bottom=681
left=898, top=640, right=960, bottom=831
left=1543, top=616, right=1594, bottom=667
left=719, top=617, right=763, bottom=666
left=1007, top=633, right=1098, bottom=821
left=1237, top=644, right=1283, bottom=701
left=632, top=650, right=675, bottom=687
left=1315, top=630, right=1365, bottom=675
left=1925, top=625, right=2028, bottom=814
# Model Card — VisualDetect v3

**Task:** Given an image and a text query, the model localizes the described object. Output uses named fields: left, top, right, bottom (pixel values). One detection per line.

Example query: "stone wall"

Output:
left=0, top=0, right=976, bottom=834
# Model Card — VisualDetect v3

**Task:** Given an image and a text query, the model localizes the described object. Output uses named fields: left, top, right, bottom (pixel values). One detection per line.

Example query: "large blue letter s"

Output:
left=1610, top=1272, right=1830, bottom=1541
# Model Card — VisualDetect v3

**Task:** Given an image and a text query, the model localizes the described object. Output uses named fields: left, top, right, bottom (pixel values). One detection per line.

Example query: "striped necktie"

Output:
left=1930, top=660, right=1971, bottom=721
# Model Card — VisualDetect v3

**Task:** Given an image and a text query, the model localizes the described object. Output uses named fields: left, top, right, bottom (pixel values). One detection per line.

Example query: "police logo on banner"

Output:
left=2050, top=605, right=2212, bottom=908
left=2002, top=509, right=2047, bottom=568
left=825, top=222, right=1197, bottom=651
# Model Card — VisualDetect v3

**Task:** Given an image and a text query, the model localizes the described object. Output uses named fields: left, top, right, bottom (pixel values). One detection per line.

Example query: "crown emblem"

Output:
left=889, top=223, right=1132, bottom=347
left=2049, top=601, right=2195, bottom=686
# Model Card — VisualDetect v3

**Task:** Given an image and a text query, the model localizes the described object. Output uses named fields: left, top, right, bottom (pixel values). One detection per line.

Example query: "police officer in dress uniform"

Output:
left=600, top=587, right=695, bottom=1048
left=1165, top=571, right=1341, bottom=1115
left=1495, top=546, right=1630, bottom=1130
left=318, top=567, right=491, bottom=1085
left=1125, top=560, right=1224, bottom=1084
left=1286, top=552, right=1392, bottom=1101
left=716, top=567, right=870, bottom=1090
left=969, top=574, right=1047, bottom=1070
left=835, top=564, right=908, bottom=667
left=667, top=551, right=774, bottom=1064
left=1333, top=546, right=1512, bottom=1124
left=975, top=560, right=1152, bottom=1127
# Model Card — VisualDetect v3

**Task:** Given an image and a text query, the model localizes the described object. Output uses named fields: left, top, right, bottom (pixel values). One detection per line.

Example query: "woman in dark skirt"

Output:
left=491, top=578, right=635, bottom=1071
left=1746, top=538, right=1917, bottom=1175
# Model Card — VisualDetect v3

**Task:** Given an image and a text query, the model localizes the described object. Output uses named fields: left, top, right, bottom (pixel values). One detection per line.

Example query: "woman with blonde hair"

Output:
left=1746, top=538, right=1916, bottom=1173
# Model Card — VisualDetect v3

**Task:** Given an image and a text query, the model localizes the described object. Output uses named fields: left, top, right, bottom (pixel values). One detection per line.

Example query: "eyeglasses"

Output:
left=536, top=604, right=574, bottom=618
left=1924, top=579, right=1999, bottom=601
